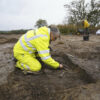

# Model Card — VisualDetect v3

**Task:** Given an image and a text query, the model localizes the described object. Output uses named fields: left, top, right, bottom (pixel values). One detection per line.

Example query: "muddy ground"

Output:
left=0, top=34, right=100, bottom=100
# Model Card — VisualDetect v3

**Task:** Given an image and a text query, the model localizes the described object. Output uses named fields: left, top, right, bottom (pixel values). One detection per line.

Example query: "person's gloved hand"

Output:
left=59, top=64, right=63, bottom=69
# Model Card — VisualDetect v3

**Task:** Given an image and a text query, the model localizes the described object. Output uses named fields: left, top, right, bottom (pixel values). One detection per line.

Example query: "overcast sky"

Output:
left=0, top=0, right=90, bottom=30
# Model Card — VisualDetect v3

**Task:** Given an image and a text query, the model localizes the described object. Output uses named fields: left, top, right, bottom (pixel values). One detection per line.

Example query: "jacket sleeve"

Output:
left=34, top=37, right=59, bottom=69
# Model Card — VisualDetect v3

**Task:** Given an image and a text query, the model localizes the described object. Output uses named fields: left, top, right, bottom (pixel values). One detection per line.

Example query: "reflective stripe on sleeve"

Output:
left=38, top=50, right=49, bottom=54
left=19, top=37, right=33, bottom=54
left=27, top=34, right=48, bottom=41
left=24, top=34, right=33, bottom=47
left=29, top=51, right=33, bottom=54
left=41, top=55, right=51, bottom=60
left=24, top=34, right=36, bottom=50
left=20, top=38, right=28, bottom=51
left=19, top=34, right=48, bottom=53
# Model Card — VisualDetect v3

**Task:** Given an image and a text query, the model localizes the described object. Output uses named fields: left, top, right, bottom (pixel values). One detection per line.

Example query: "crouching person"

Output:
left=13, top=25, right=63, bottom=74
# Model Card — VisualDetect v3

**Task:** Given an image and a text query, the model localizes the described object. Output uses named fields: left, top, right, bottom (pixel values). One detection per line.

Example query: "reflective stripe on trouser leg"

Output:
left=16, top=61, right=30, bottom=71
left=15, top=54, right=42, bottom=72
left=21, top=63, right=30, bottom=71
left=21, top=63, right=32, bottom=74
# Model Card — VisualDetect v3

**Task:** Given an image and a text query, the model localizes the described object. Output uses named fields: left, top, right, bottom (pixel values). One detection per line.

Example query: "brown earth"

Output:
left=0, top=34, right=100, bottom=100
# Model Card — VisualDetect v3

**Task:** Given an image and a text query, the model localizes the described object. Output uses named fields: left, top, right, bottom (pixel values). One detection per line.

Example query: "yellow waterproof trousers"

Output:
left=15, top=53, right=42, bottom=72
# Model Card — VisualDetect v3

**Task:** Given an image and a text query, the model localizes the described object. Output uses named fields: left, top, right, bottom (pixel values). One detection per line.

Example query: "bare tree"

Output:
left=35, top=19, right=48, bottom=28
left=64, top=0, right=100, bottom=26
left=64, top=0, right=88, bottom=24
left=87, top=0, right=100, bottom=26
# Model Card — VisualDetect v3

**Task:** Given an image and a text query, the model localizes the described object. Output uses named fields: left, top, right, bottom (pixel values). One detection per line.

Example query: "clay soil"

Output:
left=0, top=34, right=100, bottom=100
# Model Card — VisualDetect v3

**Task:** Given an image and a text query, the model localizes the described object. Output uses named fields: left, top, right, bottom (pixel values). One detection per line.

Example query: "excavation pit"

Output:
left=0, top=51, right=95, bottom=100
left=0, top=34, right=100, bottom=100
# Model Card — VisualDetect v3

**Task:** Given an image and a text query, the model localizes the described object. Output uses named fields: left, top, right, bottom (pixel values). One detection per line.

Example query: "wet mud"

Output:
left=0, top=34, right=100, bottom=100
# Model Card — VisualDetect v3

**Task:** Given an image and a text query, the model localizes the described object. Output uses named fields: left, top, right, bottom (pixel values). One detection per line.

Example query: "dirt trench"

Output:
left=0, top=35, right=100, bottom=100
left=0, top=52, right=95, bottom=100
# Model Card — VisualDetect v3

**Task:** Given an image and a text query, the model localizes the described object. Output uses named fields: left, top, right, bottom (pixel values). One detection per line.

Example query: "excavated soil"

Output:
left=0, top=34, right=100, bottom=100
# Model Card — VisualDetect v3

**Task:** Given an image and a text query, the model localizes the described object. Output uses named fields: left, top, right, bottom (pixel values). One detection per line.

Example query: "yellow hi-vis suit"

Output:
left=84, top=20, right=90, bottom=28
left=13, top=26, right=59, bottom=72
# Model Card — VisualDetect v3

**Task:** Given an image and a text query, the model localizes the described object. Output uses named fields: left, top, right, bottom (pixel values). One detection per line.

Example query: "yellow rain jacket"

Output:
left=84, top=20, right=90, bottom=28
left=13, top=26, right=59, bottom=72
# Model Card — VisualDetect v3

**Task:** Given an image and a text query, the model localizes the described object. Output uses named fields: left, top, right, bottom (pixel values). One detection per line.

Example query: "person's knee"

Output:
left=30, top=63, right=42, bottom=72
